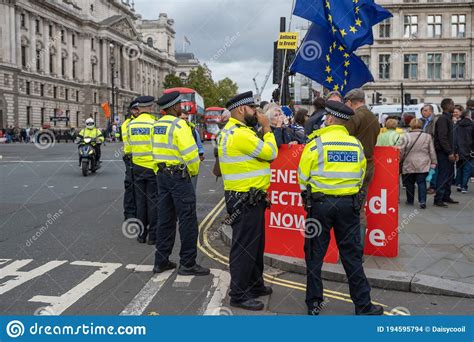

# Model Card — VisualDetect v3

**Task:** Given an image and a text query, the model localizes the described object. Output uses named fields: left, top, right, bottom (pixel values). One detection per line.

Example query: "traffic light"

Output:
left=273, top=41, right=283, bottom=85
left=375, top=92, right=382, bottom=104
left=404, top=93, right=411, bottom=105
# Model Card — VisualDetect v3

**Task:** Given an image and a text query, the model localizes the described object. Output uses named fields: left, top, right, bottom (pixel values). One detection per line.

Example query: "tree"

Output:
left=215, top=78, right=238, bottom=108
left=163, top=74, right=184, bottom=89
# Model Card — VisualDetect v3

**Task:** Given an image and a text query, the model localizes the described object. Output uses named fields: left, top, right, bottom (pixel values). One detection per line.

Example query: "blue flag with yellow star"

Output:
left=289, top=23, right=374, bottom=95
left=294, top=0, right=392, bottom=52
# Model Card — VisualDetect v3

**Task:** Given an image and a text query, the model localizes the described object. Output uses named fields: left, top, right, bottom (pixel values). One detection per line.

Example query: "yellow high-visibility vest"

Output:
left=298, top=125, right=366, bottom=196
left=152, top=115, right=200, bottom=177
left=218, top=117, right=278, bottom=192
left=127, top=113, right=157, bottom=172
left=121, top=117, right=133, bottom=155
left=78, top=128, right=104, bottom=144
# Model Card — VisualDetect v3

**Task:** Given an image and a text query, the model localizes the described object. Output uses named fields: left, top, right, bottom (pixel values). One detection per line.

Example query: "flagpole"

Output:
left=279, top=0, right=296, bottom=105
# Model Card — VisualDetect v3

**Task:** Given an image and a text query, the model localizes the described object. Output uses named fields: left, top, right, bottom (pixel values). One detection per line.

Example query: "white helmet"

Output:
left=85, top=118, right=95, bottom=129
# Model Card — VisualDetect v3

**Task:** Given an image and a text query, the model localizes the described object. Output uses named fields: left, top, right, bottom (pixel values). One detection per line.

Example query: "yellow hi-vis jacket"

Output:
left=218, top=117, right=278, bottom=192
left=127, top=113, right=157, bottom=172
left=152, top=115, right=200, bottom=177
left=78, top=128, right=104, bottom=144
left=121, top=117, right=133, bottom=155
left=298, top=125, right=366, bottom=196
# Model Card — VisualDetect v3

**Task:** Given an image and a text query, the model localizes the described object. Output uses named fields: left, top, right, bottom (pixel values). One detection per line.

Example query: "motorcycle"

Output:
left=77, top=137, right=101, bottom=177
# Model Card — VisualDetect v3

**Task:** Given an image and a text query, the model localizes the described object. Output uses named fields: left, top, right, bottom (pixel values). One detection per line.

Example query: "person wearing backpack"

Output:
left=399, top=119, right=437, bottom=209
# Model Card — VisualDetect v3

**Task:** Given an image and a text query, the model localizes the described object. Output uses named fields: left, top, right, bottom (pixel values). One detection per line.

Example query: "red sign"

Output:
left=264, top=145, right=399, bottom=262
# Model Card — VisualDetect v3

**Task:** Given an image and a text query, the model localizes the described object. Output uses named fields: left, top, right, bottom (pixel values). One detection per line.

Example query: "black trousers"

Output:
left=403, top=172, right=428, bottom=205
left=154, top=172, right=198, bottom=268
left=132, top=164, right=158, bottom=241
left=305, top=196, right=372, bottom=311
left=123, top=157, right=137, bottom=220
left=434, top=151, right=454, bottom=203
left=225, top=191, right=266, bottom=302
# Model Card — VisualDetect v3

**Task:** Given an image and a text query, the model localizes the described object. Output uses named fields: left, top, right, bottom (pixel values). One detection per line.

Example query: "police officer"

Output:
left=218, top=91, right=278, bottom=311
left=121, top=99, right=139, bottom=221
left=78, top=118, right=104, bottom=163
left=127, top=96, right=158, bottom=245
left=152, top=91, right=210, bottom=276
left=298, top=101, right=383, bottom=316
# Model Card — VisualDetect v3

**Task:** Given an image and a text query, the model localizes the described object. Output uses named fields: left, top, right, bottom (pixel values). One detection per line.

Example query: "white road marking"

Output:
left=0, top=259, right=11, bottom=266
left=125, top=264, right=154, bottom=272
left=73, top=186, right=79, bottom=189
left=48, top=186, right=54, bottom=188
left=28, top=261, right=121, bottom=315
left=120, top=270, right=174, bottom=316
left=101, top=187, right=108, bottom=190
left=0, top=260, right=67, bottom=295
left=201, top=269, right=231, bottom=316
left=173, top=274, right=195, bottom=288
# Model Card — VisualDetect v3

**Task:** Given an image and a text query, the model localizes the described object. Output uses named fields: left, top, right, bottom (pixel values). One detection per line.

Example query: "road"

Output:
left=1, top=142, right=473, bottom=316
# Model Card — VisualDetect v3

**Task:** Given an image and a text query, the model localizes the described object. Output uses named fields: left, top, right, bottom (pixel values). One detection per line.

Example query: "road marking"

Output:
left=0, top=259, right=11, bottom=266
left=73, top=186, right=79, bottom=189
left=120, top=270, right=174, bottom=316
left=0, top=260, right=67, bottom=295
left=202, top=269, right=231, bottom=315
left=125, top=264, right=154, bottom=272
left=173, top=274, right=195, bottom=288
left=28, top=261, right=121, bottom=315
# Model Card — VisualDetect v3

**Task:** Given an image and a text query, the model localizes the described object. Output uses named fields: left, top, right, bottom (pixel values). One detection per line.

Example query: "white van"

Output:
left=371, top=103, right=442, bottom=126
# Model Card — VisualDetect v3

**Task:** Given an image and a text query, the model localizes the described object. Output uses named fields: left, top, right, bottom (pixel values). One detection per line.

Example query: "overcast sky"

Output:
left=134, top=0, right=304, bottom=102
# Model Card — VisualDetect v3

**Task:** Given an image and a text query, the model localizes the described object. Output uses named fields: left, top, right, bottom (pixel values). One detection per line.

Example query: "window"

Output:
left=40, top=84, right=44, bottom=97
left=93, top=92, right=97, bottom=104
left=49, top=51, right=54, bottom=73
left=76, top=90, right=79, bottom=102
left=147, top=37, right=153, bottom=47
left=26, top=81, right=31, bottom=95
left=27, top=106, right=32, bottom=126
left=404, top=15, right=418, bottom=38
left=20, top=13, right=26, bottom=28
left=427, top=53, right=442, bottom=80
left=53, top=86, right=57, bottom=98
left=61, top=56, right=66, bottom=76
left=36, top=49, right=41, bottom=71
left=451, top=15, right=466, bottom=38
left=49, top=24, right=53, bottom=37
left=41, top=108, right=45, bottom=125
left=61, top=29, right=65, bottom=43
left=72, top=33, right=76, bottom=47
left=91, top=38, right=95, bottom=50
left=94, top=112, right=98, bottom=123
left=21, top=46, right=27, bottom=68
left=76, top=111, right=80, bottom=128
left=379, top=54, right=390, bottom=80
left=35, top=19, right=40, bottom=34
left=65, top=110, right=70, bottom=127
left=72, top=60, right=76, bottom=79
left=65, top=88, right=69, bottom=100
left=427, top=15, right=442, bottom=38
left=379, top=19, right=391, bottom=38
left=451, top=53, right=466, bottom=79
left=404, top=54, right=418, bottom=79
left=92, top=64, right=96, bottom=82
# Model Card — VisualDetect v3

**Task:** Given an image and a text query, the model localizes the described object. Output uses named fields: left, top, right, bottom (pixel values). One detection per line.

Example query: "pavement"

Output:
left=1, top=142, right=473, bottom=316
left=220, top=181, right=474, bottom=298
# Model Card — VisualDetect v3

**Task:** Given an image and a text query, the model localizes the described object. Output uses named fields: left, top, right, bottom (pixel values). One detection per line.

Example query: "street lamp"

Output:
left=109, top=43, right=116, bottom=130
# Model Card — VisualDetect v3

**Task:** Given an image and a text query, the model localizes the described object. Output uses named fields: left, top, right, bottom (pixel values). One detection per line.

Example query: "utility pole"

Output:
left=401, top=82, right=404, bottom=115
left=279, top=17, right=290, bottom=106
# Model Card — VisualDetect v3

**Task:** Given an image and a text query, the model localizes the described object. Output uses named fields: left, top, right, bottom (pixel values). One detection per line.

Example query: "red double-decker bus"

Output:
left=203, top=107, right=225, bottom=141
left=163, top=87, right=205, bottom=124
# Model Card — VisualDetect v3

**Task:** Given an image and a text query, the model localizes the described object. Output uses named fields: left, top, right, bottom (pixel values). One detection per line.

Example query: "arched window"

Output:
left=147, top=37, right=153, bottom=47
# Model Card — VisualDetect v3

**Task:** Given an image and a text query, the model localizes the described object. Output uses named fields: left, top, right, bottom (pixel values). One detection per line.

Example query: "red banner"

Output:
left=101, top=102, right=111, bottom=119
left=264, top=145, right=399, bottom=263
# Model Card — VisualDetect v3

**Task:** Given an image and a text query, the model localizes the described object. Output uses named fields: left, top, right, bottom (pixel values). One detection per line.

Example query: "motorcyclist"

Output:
left=77, top=118, right=105, bottom=163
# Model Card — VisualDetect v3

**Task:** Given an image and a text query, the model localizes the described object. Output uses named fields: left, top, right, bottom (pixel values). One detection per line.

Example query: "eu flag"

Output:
left=289, top=23, right=374, bottom=96
left=294, top=0, right=392, bottom=52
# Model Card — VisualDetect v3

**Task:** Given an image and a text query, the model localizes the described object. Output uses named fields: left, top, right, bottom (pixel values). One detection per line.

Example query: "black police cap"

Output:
left=136, top=96, right=155, bottom=107
left=157, top=91, right=181, bottom=109
left=226, top=91, right=257, bottom=111
left=325, top=100, right=354, bottom=121
left=129, top=98, right=140, bottom=109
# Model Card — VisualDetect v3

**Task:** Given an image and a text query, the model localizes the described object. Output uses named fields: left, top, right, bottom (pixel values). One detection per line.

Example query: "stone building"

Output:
left=0, top=0, right=177, bottom=129
left=357, top=0, right=473, bottom=105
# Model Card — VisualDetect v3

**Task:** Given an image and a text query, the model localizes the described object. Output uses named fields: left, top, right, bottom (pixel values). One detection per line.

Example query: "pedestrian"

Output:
left=454, top=110, right=473, bottom=193
left=467, top=100, right=474, bottom=118
left=325, top=90, right=343, bottom=102
left=290, top=108, right=308, bottom=144
left=453, top=105, right=464, bottom=125
left=399, top=119, right=437, bottom=209
left=264, top=103, right=297, bottom=147
left=179, top=109, right=205, bottom=191
left=304, top=98, right=326, bottom=136
left=420, top=104, right=439, bottom=194
left=298, top=100, right=383, bottom=316
left=344, top=88, right=380, bottom=247
left=127, top=96, right=158, bottom=244
left=153, top=91, right=209, bottom=276
left=376, top=118, right=401, bottom=147
left=433, top=98, right=459, bottom=207
left=121, top=99, right=139, bottom=221
left=218, top=91, right=277, bottom=311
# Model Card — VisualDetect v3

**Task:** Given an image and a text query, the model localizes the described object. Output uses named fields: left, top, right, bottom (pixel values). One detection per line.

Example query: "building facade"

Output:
left=358, top=0, right=473, bottom=105
left=0, top=0, right=177, bottom=129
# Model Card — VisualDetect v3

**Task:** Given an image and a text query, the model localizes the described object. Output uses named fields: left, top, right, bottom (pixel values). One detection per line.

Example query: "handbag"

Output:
left=400, top=132, right=423, bottom=174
